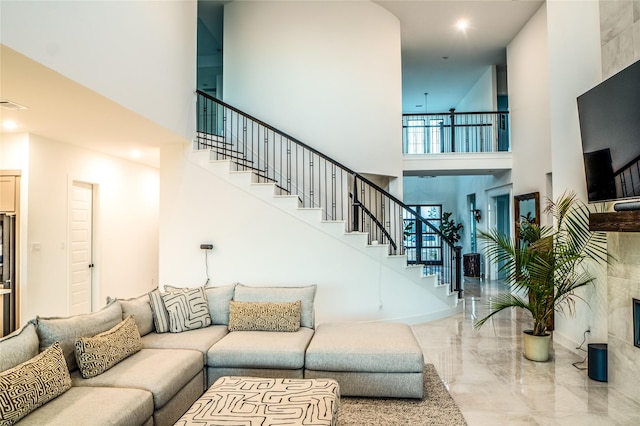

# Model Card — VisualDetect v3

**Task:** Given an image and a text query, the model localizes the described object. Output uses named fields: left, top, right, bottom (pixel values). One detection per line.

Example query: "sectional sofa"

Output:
left=0, top=283, right=424, bottom=426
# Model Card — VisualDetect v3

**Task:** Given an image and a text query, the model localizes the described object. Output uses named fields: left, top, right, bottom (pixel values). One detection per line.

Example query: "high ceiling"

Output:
left=375, top=0, right=544, bottom=112
left=198, top=0, right=544, bottom=112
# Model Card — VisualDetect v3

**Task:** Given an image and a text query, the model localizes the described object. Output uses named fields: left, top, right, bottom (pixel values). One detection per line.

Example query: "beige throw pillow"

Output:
left=0, top=342, right=71, bottom=426
left=74, top=316, right=142, bottom=379
left=228, top=300, right=301, bottom=332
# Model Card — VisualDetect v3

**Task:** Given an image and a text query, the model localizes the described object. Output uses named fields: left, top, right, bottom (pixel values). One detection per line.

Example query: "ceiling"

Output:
left=0, top=45, right=185, bottom=168
left=197, top=0, right=544, bottom=112
left=374, top=0, right=544, bottom=112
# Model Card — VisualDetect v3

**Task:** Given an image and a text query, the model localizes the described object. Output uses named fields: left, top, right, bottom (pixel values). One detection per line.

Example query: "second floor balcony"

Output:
left=402, top=110, right=512, bottom=176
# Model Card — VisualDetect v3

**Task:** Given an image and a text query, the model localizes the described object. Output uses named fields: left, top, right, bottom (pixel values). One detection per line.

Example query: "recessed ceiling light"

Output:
left=456, top=19, right=469, bottom=32
left=2, top=120, right=18, bottom=130
left=131, top=149, right=141, bottom=159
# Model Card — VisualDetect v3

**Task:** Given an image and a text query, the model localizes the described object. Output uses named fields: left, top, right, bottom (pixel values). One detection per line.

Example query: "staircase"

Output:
left=190, top=90, right=463, bottom=321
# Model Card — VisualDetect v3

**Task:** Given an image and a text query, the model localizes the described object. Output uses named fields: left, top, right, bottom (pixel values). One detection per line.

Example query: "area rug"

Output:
left=337, top=364, right=467, bottom=425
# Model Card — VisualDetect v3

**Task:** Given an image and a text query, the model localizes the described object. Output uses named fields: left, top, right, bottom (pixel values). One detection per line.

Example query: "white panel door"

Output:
left=69, top=182, right=93, bottom=315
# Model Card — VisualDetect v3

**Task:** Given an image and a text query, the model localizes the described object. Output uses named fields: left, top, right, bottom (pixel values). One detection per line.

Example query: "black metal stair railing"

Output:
left=195, top=90, right=462, bottom=296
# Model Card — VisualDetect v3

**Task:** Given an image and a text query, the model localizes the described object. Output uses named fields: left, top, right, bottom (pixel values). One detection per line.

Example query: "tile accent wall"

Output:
left=599, top=0, right=640, bottom=404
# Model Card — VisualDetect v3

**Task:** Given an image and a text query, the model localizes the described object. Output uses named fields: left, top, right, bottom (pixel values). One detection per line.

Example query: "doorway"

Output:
left=495, top=194, right=510, bottom=280
left=485, top=185, right=512, bottom=281
left=0, top=214, right=16, bottom=336
left=69, top=182, right=95, bottom=315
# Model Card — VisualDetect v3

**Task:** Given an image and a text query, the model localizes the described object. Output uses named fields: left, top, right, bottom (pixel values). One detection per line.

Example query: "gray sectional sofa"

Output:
left=0, top=283, right=424, bottom=426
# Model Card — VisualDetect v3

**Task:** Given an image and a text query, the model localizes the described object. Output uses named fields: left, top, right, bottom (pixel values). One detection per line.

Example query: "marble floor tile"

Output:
left=412, top=279, right=640, bottom=425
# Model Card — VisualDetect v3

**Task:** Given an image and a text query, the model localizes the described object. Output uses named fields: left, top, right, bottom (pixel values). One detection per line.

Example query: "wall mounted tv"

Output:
left=577, top=59, right=640, bottom=204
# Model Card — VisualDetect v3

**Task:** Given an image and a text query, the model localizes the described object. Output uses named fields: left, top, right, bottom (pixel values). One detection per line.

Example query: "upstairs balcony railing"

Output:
left=403, top=110, right=510, bottom=154
left=196, top=90, right=463, bottom=296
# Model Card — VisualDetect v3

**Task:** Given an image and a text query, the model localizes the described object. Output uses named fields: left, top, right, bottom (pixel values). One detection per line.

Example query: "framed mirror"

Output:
left=514, top=192, right=540, bottom=248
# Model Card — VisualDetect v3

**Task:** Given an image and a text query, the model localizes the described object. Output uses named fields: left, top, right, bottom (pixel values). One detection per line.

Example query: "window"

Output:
left=403, top=205, right=443, bottom=265
left=428, top=119, right=443, bottom=153
left=406, top=119, right=425, bottom=154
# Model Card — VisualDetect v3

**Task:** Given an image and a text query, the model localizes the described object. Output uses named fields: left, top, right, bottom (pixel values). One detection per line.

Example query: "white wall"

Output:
left=455, top=66, right=497, bottom=112
left=546, top=0, right=605, bottom=345
left=223, top=0, right=402, bottom=180
left=159, top=145, right=453, bottom=325
left=0, top=0, right=197, bottom=140
left=23, top=135, right=159, bottom=321
left=507, top=3, right=551, bottom=200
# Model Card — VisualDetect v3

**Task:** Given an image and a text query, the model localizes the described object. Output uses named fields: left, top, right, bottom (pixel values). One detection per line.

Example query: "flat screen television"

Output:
left=577, top=59, right=640, bottom=204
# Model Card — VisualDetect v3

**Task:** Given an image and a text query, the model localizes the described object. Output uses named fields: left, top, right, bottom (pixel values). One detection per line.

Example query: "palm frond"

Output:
left=476, top=192, right=611, bottom=336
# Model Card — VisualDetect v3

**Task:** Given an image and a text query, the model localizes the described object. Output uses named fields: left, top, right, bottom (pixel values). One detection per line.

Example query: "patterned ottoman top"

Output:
left=175, top=376, right=340, bottom=426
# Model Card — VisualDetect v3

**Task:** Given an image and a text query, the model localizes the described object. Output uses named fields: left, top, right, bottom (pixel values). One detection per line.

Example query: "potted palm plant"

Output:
left=474, top=192, right=608, bottom=361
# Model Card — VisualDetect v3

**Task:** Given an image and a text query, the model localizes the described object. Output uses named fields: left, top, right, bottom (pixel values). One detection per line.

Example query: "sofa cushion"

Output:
left=228, top=301, right=301, bottom=332
left=304, top=322, right=424, bottom=373
left=0, top=342, right=72, bottom=425
left=14, top=386, right=154, bottom=426
left=141, top=324, right=228, bottom=358
left=148, top=289, right=171, bottom=333
left=204, top=284, right=236, bottom=325
left=233, top=284, right=317, bottom=328
left=0, top=322, right=39, bottom=372
left=162, top=286, right=212, bottom=333
left=75, top=316, right=143, bottom=379
left=36, top=301, right=123, bottom=371
left=207, top=327, right=314, bottom=370
left=71, top=348, right=203, bottom=409
left=109, top=292, right=155, bottom=336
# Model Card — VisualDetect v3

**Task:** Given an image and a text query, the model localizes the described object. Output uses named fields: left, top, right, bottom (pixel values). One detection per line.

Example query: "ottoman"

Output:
left=304, top=322, right=424, bottom=398
left=174, top=376, right=340, bottom=426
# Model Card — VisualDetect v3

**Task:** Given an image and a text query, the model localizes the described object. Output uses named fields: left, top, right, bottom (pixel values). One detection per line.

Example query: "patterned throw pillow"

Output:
left=228, top=300, right=301, bottom=332
left=74, top=316, right=143, bottom=379
left=0, top=342, right=71, bottom=426
left=148, top=289, right=171, bottom=333
left=161, top=287, right=212, bottom=333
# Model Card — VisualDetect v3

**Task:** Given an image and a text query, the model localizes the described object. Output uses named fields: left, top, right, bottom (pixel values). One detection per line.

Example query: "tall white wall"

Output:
left=223, top=0, right=402, bottom=179
left=455, top=66, right=496, bottom=112
left=546, top=0, right=605, bottom=347
left=22, top=135, right=159, bottom=321
left=0, top=0, right=196, bottom=140
left=159, top=145, right=453, bottom=325
left=507, top=3, right=551, bottom=199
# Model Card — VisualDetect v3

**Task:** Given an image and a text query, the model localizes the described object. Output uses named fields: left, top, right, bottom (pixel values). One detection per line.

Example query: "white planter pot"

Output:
left=523, top=330, right=551, bottom=362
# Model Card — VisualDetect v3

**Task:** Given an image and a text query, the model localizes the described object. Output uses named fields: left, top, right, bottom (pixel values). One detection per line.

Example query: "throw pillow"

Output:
left=161, top=287, right=212, bottom=333
left=0, top=342, right=71, bottom=426
left=74, top=316, right=143, bottom=379
left=166, top=284, right=236, bottom=325
left=228, top=300, right=301, bottom=332
left=36, top=301, right=123, bottom=371
left=233, top=284, right=317, bottom=328
left=148, top=289, right=171, bottom=333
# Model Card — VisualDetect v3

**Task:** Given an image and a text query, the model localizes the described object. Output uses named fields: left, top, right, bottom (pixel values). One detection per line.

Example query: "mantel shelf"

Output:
left=589, top=211, right=640, bottom=232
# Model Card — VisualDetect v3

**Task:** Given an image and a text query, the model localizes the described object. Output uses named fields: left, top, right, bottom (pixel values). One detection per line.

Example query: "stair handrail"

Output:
left=196, top=90, right=462, bottom=295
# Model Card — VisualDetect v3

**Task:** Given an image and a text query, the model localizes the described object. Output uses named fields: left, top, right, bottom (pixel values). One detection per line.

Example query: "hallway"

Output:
left=412, top=279, right=640, bottom=425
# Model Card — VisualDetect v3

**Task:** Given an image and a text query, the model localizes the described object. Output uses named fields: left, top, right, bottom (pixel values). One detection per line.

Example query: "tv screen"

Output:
left=577, top=59, right=640, bottom=203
